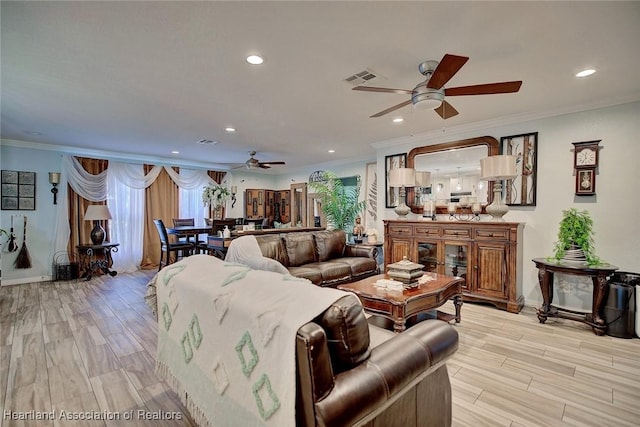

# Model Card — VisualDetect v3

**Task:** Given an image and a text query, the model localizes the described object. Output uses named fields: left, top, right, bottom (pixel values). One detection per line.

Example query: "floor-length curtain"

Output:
left=140, top=166, right=179, bottom=269
left=176, top=168, right=213, bottom=227
left=67, top=157, right=108, bottom=257
left=107, top=163, right=145, bottom=273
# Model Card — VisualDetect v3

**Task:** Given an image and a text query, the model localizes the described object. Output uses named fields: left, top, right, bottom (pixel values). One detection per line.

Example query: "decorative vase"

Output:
left=561, top=243, right=587, bottom=264
left=213, top=205, right=223, bottom=220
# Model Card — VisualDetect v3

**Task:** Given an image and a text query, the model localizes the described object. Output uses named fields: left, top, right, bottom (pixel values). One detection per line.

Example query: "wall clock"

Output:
left=572, top=140, right=600, bottom=196
left=575, top=169, right=596, bottom=195
left=572, top=140, right=600, bottom=169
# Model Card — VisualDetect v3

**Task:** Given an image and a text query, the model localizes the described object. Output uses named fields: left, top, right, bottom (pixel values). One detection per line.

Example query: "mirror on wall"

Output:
left=407, top=136, right=499, bottom=214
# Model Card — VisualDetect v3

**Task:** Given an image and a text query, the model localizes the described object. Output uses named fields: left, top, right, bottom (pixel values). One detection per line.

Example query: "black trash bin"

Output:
left=604, top=272, right=638, bottom=339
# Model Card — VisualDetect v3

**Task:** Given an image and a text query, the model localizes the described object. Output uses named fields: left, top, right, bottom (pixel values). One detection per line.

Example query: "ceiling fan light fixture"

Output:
left=412, top=91, right=444, bottom=109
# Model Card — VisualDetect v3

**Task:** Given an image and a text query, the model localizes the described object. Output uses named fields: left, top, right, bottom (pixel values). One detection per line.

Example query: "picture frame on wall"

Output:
left=1, top=170, right=36, bottom=210
left=385, top=153, right=406, bottom=208
left=500, top=132, right=538, bottom=206
left=363, top=162, right=377, bottom=230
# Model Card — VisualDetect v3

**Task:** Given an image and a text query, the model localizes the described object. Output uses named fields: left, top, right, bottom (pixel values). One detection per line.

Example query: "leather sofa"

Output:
left=297, top=293, right=458, bottom=427
left=254, top=229, right=379, bottom=287
left=146, top=255, right=457, bottom=427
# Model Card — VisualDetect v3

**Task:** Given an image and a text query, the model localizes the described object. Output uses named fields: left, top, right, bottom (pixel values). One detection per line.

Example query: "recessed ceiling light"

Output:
left=328, top=149, right=335, bottom=153
left=225, top=127, right=236, bottom=133
left=171, top=150, right=180, bottom=155
left=576, top=69, right=596, bottom=78
left=246, top=55, right=264, bottom=65
left=393, top=117, right=404, bottom=123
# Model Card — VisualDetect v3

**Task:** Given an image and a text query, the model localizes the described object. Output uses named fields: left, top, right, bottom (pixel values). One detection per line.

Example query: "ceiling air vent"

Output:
left=344, top=68, right=383, bottom=86
left=196, top=139, right=220, bottom=145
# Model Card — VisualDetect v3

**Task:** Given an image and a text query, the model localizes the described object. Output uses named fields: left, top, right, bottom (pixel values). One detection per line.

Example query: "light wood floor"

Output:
left=1, top=271, right=639, bottom=427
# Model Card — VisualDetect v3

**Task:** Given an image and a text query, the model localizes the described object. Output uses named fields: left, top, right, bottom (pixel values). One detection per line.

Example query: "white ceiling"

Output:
left=2, top=1, right=640, bottom=173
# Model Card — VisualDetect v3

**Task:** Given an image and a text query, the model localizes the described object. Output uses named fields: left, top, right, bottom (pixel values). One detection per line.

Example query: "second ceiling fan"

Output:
left=353, top=53, right=522, bottom=119
left=231, top=151, right=285, bottom=170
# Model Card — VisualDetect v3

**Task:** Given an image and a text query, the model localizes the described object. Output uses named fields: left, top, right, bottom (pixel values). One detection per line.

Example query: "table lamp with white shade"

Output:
left=480, top=155, right=517, bottom=221
left=84, top=204, right=113, bottom=245
left=389, top=167, right=415, bottom=217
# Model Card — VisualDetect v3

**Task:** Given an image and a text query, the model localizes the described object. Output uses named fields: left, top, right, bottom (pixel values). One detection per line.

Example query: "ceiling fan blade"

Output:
left=370, top=99, right=412, bottom=118
left=426, top=54, right=469, bottom=89
left=445, top=81, right=522, bottom=96
left=434, top=100, right=459, bottom=119
left=258, top=164, right=271, bottom=169
left=259, top=161, right=285, bottom=166
left=353, top=86, right=413, bottom=95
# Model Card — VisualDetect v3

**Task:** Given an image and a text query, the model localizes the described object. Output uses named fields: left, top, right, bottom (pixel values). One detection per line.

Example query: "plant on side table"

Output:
left=551, top=208, right=602, bottom=265
left=309, top=171, right=366, bottom=233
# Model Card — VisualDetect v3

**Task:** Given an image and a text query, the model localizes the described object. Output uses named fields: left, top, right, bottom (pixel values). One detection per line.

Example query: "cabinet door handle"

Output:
left=474, top=265, right=479, bottom=270
left=489, top=233, right=494, bottom=237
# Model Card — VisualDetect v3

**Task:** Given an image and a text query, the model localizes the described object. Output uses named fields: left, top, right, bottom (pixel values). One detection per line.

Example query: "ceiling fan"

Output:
left=231, top=151, right=286, bottom=170
left=353, top=53, right=522, bottom=119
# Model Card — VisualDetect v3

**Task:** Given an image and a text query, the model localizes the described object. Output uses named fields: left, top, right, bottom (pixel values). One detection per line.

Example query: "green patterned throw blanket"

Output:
left=154, top=255, right=349, bottom=427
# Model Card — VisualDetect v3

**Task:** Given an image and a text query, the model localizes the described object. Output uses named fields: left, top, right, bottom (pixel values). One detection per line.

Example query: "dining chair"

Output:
left=153, top=219, right=195, bottom=271
left=172, top=218, right=195, bottom=242
left=174, top=217, right=208, bottom=249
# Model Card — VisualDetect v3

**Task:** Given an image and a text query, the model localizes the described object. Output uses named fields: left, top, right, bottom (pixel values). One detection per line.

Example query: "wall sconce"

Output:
left=231, top=186, right=237, bottom=208
left=49, top=172, right=61, bottom=204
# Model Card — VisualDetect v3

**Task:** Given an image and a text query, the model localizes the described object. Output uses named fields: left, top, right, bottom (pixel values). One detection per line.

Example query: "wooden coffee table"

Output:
left=338, top=273, right=464, bottom=333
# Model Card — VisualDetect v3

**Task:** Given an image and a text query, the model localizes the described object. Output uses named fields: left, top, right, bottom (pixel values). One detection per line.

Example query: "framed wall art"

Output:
left=1, top=170, right=36, bottom=210
left=385, top=153, right=406, bottom=208
left=363, top=162, right=377, bottom=230
left=500, top=132, right=538, bottom=206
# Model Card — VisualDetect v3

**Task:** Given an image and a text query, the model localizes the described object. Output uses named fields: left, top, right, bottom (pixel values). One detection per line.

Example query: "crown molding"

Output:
left=0, top=138, right=222, bottom=170
left=372, top=96, right=640, bottom=150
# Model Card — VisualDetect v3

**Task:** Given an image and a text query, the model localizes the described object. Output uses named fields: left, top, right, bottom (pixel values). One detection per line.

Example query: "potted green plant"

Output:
left=551, top=208, right=601, bottom=265
left=309, top=171, right=366, bottom=233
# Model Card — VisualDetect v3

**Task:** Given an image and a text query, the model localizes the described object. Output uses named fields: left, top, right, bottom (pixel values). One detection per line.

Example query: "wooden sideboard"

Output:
left=384, top=220, right=524, bottom=313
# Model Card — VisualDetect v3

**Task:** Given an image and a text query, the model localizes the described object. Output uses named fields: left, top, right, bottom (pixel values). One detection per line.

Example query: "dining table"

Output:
left=166, top=225, right=212, bottom=250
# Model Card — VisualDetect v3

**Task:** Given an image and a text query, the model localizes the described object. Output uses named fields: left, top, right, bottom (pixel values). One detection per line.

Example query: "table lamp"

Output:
left=480, top=155, right=517, bottom=221
left=84, top=204, right=112, bottom=245
left=389, top=168, right=415, bottom=217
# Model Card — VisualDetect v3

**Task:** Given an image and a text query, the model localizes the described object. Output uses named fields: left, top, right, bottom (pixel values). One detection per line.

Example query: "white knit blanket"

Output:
left=154, top=255, right=349, bottom=427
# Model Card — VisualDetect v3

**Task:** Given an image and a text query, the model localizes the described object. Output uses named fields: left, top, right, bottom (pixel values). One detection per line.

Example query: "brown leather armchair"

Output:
left=296, top=295, right=458, bottom=427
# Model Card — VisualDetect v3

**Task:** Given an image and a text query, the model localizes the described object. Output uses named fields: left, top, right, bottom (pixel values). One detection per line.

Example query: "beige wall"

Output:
left=376, top=101, right=640, bottom=310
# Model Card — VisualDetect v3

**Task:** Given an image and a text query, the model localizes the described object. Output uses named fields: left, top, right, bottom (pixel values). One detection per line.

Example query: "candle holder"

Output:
left=422, top=199, right=436, bottom=221
left=448, top=203, right=481, bottom=222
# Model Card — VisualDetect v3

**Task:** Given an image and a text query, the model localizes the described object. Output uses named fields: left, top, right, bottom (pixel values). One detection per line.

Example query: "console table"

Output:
left=532, top=258, right=618, bottom=335
left=76, top=242, right=119, bottom=281
left=384, top=220, right=524, bottom=313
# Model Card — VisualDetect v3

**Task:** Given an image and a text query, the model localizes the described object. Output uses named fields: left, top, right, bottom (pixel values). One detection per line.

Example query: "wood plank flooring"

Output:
left=1, top=271, right=639, bottom=426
